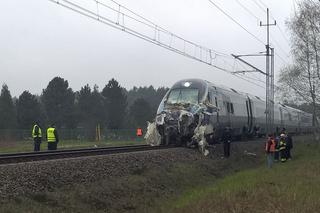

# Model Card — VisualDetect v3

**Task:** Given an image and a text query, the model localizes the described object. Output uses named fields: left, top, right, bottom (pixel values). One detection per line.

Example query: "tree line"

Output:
left=0, top=77, right=168, bottom=132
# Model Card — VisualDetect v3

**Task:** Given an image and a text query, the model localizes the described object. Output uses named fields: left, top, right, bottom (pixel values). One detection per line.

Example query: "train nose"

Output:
left=178, top=111, right=194, bottom=136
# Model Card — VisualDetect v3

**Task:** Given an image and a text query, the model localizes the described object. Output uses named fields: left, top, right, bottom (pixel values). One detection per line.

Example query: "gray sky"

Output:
left=0, top=0, right=296, bottom=98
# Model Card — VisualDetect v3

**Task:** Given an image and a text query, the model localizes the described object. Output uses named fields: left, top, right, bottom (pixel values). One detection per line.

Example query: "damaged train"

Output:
left=145, top=79, right=313, bottom=155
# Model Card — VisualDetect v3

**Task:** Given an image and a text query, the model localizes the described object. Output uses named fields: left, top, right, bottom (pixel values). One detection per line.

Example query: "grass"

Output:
left=0, top=140, right=145, bottom=153
left=166, top=139, right=320, bottom=213
left=0, top=136, right=318, bottom=212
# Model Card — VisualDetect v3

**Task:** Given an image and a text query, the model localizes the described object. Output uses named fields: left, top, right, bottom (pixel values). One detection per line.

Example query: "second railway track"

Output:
left=0, top=145, right=177, bottom=165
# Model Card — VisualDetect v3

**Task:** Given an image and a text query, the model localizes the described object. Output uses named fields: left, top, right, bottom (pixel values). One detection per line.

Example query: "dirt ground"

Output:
left=0, top=138, right=270, bottom=213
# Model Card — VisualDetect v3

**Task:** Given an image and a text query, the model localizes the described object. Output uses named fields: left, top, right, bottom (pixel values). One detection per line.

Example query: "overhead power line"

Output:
left=251, top=0, right=266, bottom=13
left=252, top=0, right=291, bottom=46
left=234, top=0, right=290, bottom=62
left=207, top=0, right=265, bottom=46
left=49, top=0, right=226, bottom=65
left=48, top=0, right=264, bottom=88
left=209, top=0, right=289, bottom=65
left=258, top=0, right=268, bottom=9
left=234, top=0, right=260, bottom=22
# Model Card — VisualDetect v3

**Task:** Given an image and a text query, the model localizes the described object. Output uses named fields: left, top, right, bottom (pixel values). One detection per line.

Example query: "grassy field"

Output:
left=0, top=136, right=318, bottom=213
left=0, top=140, right=145, bottom=153
left=167, top=138, right=320, bottom=213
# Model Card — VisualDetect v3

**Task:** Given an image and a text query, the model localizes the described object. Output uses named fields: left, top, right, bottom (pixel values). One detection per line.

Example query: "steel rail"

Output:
left=0, top=145, right=176, bottom=165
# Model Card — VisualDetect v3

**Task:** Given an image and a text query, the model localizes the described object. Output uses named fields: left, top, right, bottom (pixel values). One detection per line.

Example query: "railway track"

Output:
left=0, top=145, right=177, bottom=165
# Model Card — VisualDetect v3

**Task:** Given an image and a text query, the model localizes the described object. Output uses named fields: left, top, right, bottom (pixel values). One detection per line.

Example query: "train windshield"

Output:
left=166, top=88, right=199, bottom=104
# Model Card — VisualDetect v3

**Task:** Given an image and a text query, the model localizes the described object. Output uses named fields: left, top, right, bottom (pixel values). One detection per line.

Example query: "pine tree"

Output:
left=102, top=79, right=127, bottom=129
left=16, top=91, right=41, bottom=129
left=129, top=98, right=153, bottom=128
left=42, top=77, right=76, bottom=128
left=0, top=84, right=16, bottom=129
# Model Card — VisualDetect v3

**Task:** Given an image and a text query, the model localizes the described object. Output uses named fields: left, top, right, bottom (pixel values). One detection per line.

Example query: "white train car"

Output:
left=155, top=79, right=313, bottom=145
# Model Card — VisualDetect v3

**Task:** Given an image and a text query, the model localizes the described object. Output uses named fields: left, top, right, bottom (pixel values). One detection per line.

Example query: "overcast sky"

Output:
left=0, top=0, right=296, bottom=98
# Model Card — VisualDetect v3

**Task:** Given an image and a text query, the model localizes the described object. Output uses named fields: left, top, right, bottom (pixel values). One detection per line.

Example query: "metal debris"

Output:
left=244, top=150, right=257, bottom=157
left=145, top=122, right=161, bottom=146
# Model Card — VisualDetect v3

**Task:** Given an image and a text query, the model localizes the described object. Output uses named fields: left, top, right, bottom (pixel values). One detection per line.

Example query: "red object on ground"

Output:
left=136, top=128, right=143, bottom=137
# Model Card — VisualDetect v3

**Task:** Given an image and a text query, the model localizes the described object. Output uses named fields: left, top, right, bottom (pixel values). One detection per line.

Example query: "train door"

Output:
left=208, top=88, right=219, bottom=124
left=246, top=97, right=253, bottom=134
left=222, top=93, right=232, bottom=127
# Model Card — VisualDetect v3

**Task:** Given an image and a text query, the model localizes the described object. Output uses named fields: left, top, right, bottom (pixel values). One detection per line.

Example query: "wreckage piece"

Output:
left=145, top=122, right=161, bottom=146
left=192, top=125, right=209, bottom=156
left=192, top=113, right=210, bottom=156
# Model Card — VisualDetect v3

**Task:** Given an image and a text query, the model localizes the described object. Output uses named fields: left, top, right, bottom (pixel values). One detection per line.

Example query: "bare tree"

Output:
left=278, top=0, right=320, bottom=140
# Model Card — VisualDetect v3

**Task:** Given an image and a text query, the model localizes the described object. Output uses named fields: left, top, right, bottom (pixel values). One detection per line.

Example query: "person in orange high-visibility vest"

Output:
left=136, top=128, right=143, bottom=137
left=265, top=134, right=276, bottom=168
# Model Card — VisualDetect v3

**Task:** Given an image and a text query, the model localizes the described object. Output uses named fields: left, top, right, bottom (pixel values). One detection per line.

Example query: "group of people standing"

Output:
left=265, top=129, right=293, bottom=168
left=32, top=122, right=59, bottom=151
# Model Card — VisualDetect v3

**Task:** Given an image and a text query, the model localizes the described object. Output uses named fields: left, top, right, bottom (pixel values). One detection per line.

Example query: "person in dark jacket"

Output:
left=47, top=124, right=59, bottom=150
left=286, top=133, right=293, bottom=160
left=222, top=127, right=232, bottom=158
left=279, top=134, right=287, bottom=163
left=32, top=122, right=42, bottom=152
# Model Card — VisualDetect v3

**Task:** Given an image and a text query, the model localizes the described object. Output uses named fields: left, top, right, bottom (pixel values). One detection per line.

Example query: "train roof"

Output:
left=171, top=79, right=313, bottom=116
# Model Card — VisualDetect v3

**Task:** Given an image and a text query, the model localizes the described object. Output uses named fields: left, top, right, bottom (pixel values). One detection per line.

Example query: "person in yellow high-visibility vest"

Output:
left=47, top=124, right=59, bottom=150
left=32, top=122, right=42, bottom=152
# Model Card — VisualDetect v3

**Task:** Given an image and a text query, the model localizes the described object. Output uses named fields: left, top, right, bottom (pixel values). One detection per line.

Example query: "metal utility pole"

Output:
left=271, top=48, right=275, bottom=131
left=260, top=8, right=276, bottom=134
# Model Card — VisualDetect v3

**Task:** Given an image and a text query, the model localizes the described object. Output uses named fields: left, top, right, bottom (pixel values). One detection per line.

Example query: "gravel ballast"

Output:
left=0, top=147, right=200, bottom=199
left=0, top=140, right=267, bottom=212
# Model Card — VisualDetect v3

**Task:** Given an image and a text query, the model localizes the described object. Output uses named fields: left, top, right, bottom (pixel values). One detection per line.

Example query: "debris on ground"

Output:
left=193, top=123, right=209, bottom=156
left=145, top=122, right=161, bottom=146
left=244, top=150, right=257, bottom=157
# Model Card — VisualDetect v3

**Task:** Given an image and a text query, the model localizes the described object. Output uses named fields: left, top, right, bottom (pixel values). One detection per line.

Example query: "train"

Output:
left=148, top=79, right=314, bottom=147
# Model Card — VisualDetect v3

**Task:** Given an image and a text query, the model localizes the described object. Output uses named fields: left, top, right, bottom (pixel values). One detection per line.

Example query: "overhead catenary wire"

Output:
left=235, top=61, right=266, bottom=85
left=251, top=0, right=266, bottom=13
left=258, top=0, right=268, bottom=9
left=252, top=0, right=291, bottom=46
left=233, top=0, right=290, bottom=65
left=48, top=0, right=264, bottom=89
left=99, top=0, right=230, bottom=57
left=234, top=0, right=290, bottom=62
left=234, top=0, right=260, bottom=23
left=207, top=0, right=265, bottom=46
left=50, top=0, right=223, bottom=62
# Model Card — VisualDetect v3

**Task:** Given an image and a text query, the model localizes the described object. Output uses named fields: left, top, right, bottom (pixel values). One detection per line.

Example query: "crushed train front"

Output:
left=148, top=79, right=218, bottom=149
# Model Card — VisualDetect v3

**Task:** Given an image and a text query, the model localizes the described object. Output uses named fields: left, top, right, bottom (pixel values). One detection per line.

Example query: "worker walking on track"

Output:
left=265, top=134, right=276, bottom=168
left=279, top=134, right=287, bottom=163
left=47, top=124, right=59, bottom=150
left=32, top=122, right=42, bottom=152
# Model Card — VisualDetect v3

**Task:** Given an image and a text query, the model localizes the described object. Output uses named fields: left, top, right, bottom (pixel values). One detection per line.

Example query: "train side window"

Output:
left=230, top=103, right=234, bottom=114
left=226, top=102, right=230, bottom=113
